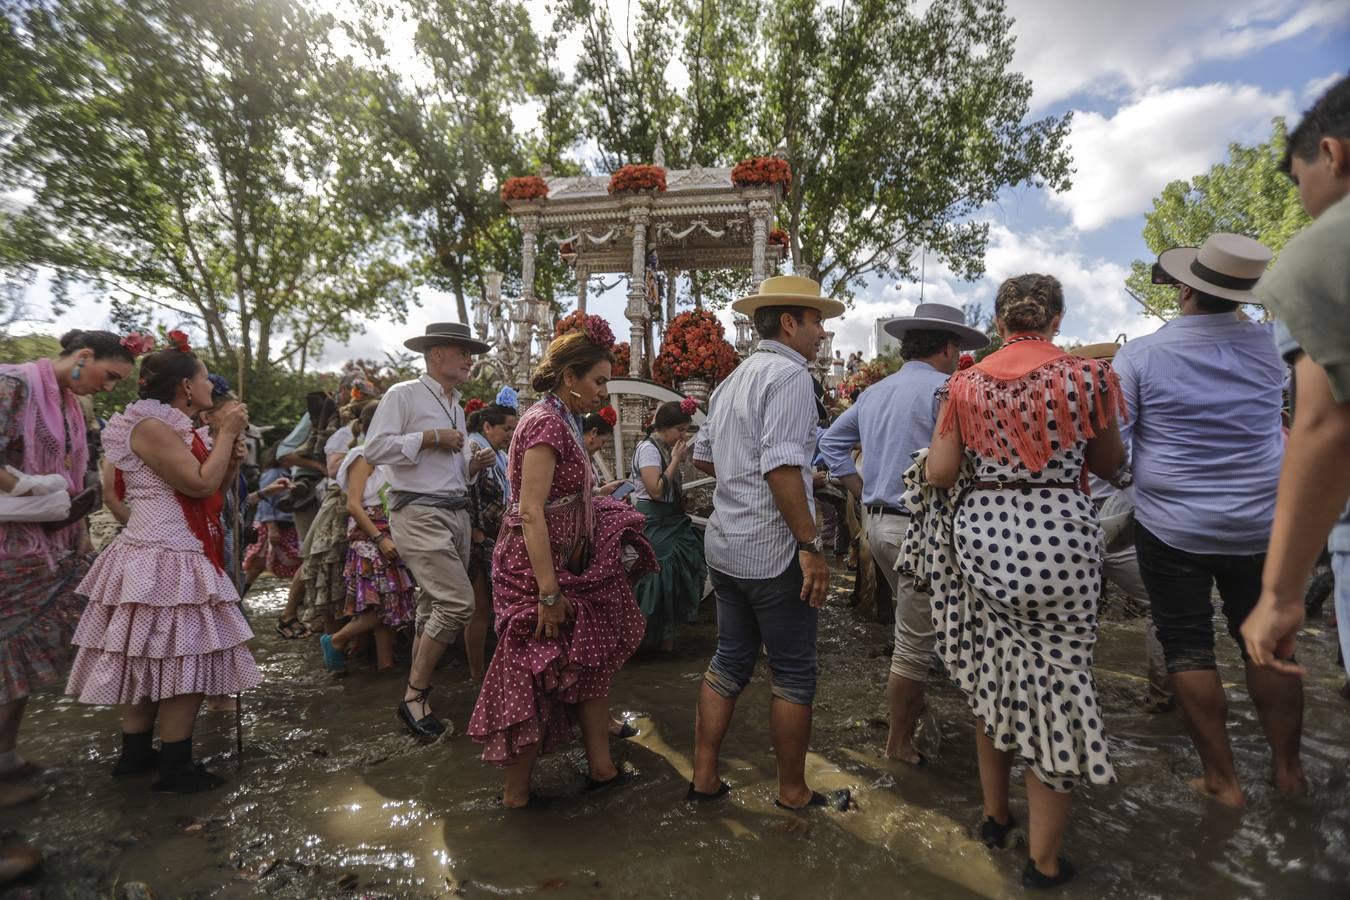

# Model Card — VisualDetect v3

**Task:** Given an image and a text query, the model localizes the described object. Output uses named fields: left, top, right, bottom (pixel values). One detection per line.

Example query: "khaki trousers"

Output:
left=389, top=505, right=474, bottom=644
left=865, top=511, right=936, bottom=681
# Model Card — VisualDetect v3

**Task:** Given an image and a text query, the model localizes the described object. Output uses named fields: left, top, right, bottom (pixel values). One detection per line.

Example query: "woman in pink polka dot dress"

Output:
left=66, top=345, right=261, bottom=793
left=467, top=325, right=656, bottom=808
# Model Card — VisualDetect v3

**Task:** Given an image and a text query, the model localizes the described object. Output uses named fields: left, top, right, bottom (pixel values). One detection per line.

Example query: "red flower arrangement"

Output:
left=166, top=329, right=191, bottom=353
left=732, top=156, right=792, bottom=190
left=464, top=398, right=485, bottom=415
left=559, top=240, right=575, bottom=257
left=554, top=309, right=616, bottom=349
left=597, top=406, right=618, bottom=428
left=958, top=353, right=975, bottom=370
left=611, top=341, right=631, bottom=376
left=608, top=164, right=667, bottom=194
left=652, top=310, right=740, bottom=387
left=769, top=228, right=789, bottom=248
left=500, top=176, right=548, bottom=202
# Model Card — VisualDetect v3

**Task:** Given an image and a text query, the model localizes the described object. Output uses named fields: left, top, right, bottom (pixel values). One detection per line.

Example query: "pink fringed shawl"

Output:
left=939, top=337, right=1126, bottom=475
left=0, top=359, right=89, bottom=563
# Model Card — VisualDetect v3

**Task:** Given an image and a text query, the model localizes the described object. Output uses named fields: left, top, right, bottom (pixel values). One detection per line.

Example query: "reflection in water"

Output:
left=3, top=576, right=1348, bottom=898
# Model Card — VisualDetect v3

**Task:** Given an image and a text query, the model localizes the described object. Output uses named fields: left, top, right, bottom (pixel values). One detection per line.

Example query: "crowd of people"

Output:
left=0, top=75, right=1346, bottom=890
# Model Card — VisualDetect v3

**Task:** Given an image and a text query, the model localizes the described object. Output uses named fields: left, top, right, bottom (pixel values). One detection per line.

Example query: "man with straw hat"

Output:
left=819, top=302, right=988, bottom=766
left=688, top=275, right=850, bottom=810
left=1068, top=341, right=1171, bottom=713
left=1113, top=233, right=1302, bottom=808
left=364, top=323, right=496, bottom=738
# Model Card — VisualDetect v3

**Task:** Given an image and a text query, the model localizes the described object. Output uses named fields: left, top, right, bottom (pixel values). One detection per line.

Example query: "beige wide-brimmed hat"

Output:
left=882, top=302, right=990, bottom=351
left=731, top=275, right=846, bottom=319
left=404, top=322, right=491, bottom=354
left=1069, top=342, right=1121, bottom=360
left=1156, top=233, right=1272, bottom=303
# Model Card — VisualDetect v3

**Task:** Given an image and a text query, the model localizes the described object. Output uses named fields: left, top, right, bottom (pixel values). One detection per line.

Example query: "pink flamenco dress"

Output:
left=467, top=394, right=657, bottom=765
left=66, top=399, right=261, bottom=712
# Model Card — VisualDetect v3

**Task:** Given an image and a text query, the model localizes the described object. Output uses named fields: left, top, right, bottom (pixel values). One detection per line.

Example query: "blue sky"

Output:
left=13, top=0, right=1350, bottom=366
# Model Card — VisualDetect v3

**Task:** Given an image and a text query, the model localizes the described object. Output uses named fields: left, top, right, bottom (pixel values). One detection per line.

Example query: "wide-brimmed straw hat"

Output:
left=882, top=302, right=990, bottom=351
left=1156, top=233, right=1272, bottom=304
left=1069, top=342, right=1121, bottom=360
left=731, top=275, right=846, bottom=320
left=404, top=322, right=490, bottom=354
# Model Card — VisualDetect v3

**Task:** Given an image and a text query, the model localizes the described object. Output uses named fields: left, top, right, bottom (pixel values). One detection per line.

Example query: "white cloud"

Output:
left=1052, top=82, right=1293, bottom=231
left=1008, top=0, right=1350, bottom=110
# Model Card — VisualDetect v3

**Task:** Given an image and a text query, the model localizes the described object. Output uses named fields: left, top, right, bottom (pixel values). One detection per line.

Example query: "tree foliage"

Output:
left=1126, top=118, right=1311, bottom=319
left=0, top=0, right=415, bottom=391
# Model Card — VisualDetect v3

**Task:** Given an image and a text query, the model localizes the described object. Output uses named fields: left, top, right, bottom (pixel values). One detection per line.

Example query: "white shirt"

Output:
left=631, top=439, right=667, bottom=502
left=336, top=445, right=388, bottom=508
left=363, top=375, right=474, bottom=496
left=693, top=340, right=818, bottom=579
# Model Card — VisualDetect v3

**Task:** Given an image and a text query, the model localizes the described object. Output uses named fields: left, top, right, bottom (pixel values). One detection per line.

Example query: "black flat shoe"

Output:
left=398, top=683, right=447, bottom=738
left=685, top=781, right=731, bottom=803
left=774, top=788, right=851, bottom=812
left=583, top=767, right=635, bottom=794
left=152, top=762, right=225, bottom=794
left=612, top=722, right=639, bottom=740
left=979, top=814, right=1018, bottom=849
left=1022, top=857, right=1076, bottom=889
left=111, top=750, right=159, bottom=777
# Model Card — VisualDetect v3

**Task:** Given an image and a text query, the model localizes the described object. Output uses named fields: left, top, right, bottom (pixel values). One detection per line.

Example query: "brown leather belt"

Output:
left=971, top=480, right=1081, bottom=492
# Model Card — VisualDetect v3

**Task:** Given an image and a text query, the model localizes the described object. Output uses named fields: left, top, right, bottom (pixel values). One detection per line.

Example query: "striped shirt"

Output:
left=694, top=339, right=818, bottom=579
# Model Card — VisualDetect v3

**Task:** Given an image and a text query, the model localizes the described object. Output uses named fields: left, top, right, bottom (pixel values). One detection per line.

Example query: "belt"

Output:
left=865, top=503, right=909, bottom=517
left=388, top=490, right=470, bottom=512
left=971, top=480, right=1081, bottom=492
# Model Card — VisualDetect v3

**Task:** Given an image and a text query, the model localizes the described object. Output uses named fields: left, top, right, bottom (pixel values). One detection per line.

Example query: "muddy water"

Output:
left=4, top=571, right=1349, bottom=899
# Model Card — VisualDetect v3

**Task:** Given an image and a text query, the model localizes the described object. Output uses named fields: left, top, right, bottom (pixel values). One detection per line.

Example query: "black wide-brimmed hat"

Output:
left=882, top=302, right=990, bottom=351
left=403, top=322, right=490, bottom=354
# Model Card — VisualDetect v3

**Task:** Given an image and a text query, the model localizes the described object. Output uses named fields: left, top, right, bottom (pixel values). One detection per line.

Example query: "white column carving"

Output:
left=576, top=266, right=589, bottom=314
left=749, top=199, right=772, bottom=284
left=520, top=214, right=539, bottom=306
left=625, top=205, right=651, bottom=376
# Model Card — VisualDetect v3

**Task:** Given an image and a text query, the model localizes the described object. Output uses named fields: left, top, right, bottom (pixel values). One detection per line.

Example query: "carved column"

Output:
left=749, top=199, right=772, bottom=284
left=626, top=205, right=651, bottom=376
left=576, top=266, right=589, bottom=314
left=665, top=269, right=678, bottom=324
left=520, top=213, right=539, bottom=306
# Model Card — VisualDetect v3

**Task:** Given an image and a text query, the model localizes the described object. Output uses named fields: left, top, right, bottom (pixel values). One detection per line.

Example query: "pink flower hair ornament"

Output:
left=119, top=332, right=157, bottom=356
left=679, top=396, right=699, bottom=416
left=583, top=314, right=615, bottom=350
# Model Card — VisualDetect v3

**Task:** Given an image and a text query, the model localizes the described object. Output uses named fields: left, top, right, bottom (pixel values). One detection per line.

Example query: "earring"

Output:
left=568, top=390, right=583, bottom=400
left=72, top=362, right=83, bottom=381
left=185, top=387, right=193, bottom=407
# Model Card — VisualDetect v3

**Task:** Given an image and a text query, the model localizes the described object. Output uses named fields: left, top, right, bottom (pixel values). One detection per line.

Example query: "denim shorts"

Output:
left=1135, top=523, right=1265, bottom=672
left=704, top=558, right=820, bottom=705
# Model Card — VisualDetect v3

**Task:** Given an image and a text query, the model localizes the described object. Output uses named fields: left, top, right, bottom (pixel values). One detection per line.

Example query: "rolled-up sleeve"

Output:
left=364, top=388, right=421, bottom=466
left=759, top=371, right=814, bottom=476
left=818, top=401, right=860, bottom=479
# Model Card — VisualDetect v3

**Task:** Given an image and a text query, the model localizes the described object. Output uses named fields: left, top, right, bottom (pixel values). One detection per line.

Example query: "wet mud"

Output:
left=3, top=569, right=1348, bottom=898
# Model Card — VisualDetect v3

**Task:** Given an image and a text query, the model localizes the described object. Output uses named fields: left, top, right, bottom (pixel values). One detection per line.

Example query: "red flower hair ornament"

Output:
left=598, top=406, right=618, bottom=427
left=958, top=353, right=975, bottom=370
left=464, top=398, right=485, bottom=415
left=679, top=396, right=699, bottom=416
left=166, top=329, right=192, bottom=353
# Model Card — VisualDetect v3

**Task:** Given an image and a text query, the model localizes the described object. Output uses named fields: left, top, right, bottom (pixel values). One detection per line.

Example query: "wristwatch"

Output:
left=796, top=537, right=824, bottom=554
left=539, top=591, right=563, bottom=608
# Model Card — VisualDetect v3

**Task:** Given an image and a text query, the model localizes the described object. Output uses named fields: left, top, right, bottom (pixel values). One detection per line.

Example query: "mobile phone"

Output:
left=610, top=481, right=637, bottom=500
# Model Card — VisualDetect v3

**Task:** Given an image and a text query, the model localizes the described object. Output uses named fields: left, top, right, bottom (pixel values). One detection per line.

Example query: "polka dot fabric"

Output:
left=65, top=400, right=261, bottom=705
left=467, top=402, right=656, bottom=766
left=899, top=368, right=1116, bottom=792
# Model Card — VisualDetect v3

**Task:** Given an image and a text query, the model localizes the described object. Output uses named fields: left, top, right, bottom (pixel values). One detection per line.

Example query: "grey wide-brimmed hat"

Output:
left=883, top=302, right=990, bottom=351
left=404, top=322, right=490, bottom=354
left=1156, top=233, right=1272, bottom=303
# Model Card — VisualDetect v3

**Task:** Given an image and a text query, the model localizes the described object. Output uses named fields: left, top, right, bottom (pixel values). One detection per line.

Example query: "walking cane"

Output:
left=230, top=470, right=245, bottom=761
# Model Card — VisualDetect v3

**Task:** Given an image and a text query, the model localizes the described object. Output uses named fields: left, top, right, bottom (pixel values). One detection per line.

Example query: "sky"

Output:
left=10, top=0, right=1350, bottom=368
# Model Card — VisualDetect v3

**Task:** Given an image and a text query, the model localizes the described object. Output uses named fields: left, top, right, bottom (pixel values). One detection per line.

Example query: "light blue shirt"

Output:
left=276, top=413, right=311, bottom=481
left=1113, top=313, right=1285, bottom=555
left=254, top=466, right=295, bottom=524
left=693, top=340, right=818, bottom=580
left=817, top=360, right=948, bottom=507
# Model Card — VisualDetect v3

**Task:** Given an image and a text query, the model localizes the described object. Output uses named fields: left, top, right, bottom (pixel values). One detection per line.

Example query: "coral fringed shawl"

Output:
left=939, top=336, right=1126, bottom=474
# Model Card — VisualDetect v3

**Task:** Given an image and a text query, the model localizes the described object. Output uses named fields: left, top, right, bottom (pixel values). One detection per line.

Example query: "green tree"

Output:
left=0, top=0, right=415, bottom=394
left=1126, top=118, right=1311, bottom=320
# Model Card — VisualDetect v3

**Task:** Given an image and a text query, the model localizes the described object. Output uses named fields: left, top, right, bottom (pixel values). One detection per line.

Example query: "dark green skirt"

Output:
left=632, top=500, right=706, bottom=648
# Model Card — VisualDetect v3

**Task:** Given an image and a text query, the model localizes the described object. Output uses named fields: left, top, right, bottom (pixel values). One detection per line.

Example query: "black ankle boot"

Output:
left=112, top=730, right=158, bottom=777
left=151, top=737, right=225, bottom=794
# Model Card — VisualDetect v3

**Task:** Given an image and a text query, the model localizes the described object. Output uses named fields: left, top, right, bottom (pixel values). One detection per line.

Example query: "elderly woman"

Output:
left=467, top=318, right=655, bottom=808
left=913, top=274, right=1125, bottom=889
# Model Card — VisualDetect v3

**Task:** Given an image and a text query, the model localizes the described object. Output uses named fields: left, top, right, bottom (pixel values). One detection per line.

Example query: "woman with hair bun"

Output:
left=629, top=398, right=706, bottom=651
left=466, top=319, right=656, bottom=807
left=65, top=337, right=261, bottom=793
left=0, top=330, right=134, bottom=842
left=914, top=274, right=1126, bottom=888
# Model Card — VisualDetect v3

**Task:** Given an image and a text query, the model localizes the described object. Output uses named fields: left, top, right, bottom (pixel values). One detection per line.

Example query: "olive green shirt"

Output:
left=1254, top=192, right=1350, bottom=403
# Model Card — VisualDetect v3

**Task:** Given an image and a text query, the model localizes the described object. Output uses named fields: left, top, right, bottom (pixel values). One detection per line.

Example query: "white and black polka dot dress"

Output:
left=903, top=357, right=1118, bottom=792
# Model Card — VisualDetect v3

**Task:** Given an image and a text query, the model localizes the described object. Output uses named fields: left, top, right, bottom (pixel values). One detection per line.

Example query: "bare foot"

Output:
left=883, top=746, right=925, bottom=766
left=1187, top=776, right=1246, bottom=809
left=1274, top=767, right=1308, bottom=797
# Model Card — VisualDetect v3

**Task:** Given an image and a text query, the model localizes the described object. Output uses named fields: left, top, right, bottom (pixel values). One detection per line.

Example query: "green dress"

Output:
left=630, top=437, right=706, bottom=648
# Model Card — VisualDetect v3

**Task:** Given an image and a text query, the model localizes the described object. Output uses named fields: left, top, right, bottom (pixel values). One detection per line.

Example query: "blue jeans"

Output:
left=704, top=558, right=820, bottom=706
left=1333, top=551, right=1350, bottom=680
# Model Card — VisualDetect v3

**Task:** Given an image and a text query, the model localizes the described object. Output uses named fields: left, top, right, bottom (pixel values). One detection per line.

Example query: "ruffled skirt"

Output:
left=66, top=535, right=261, bottom=704
left=299, top=486, right=348, bottom=623
left=631, top=500, right=705, bottom=647
left=0, top=553, right=90, bottom=705
left=342, top=511, right=416, bottom=629
left=467, top=497, right=657, bottom=765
